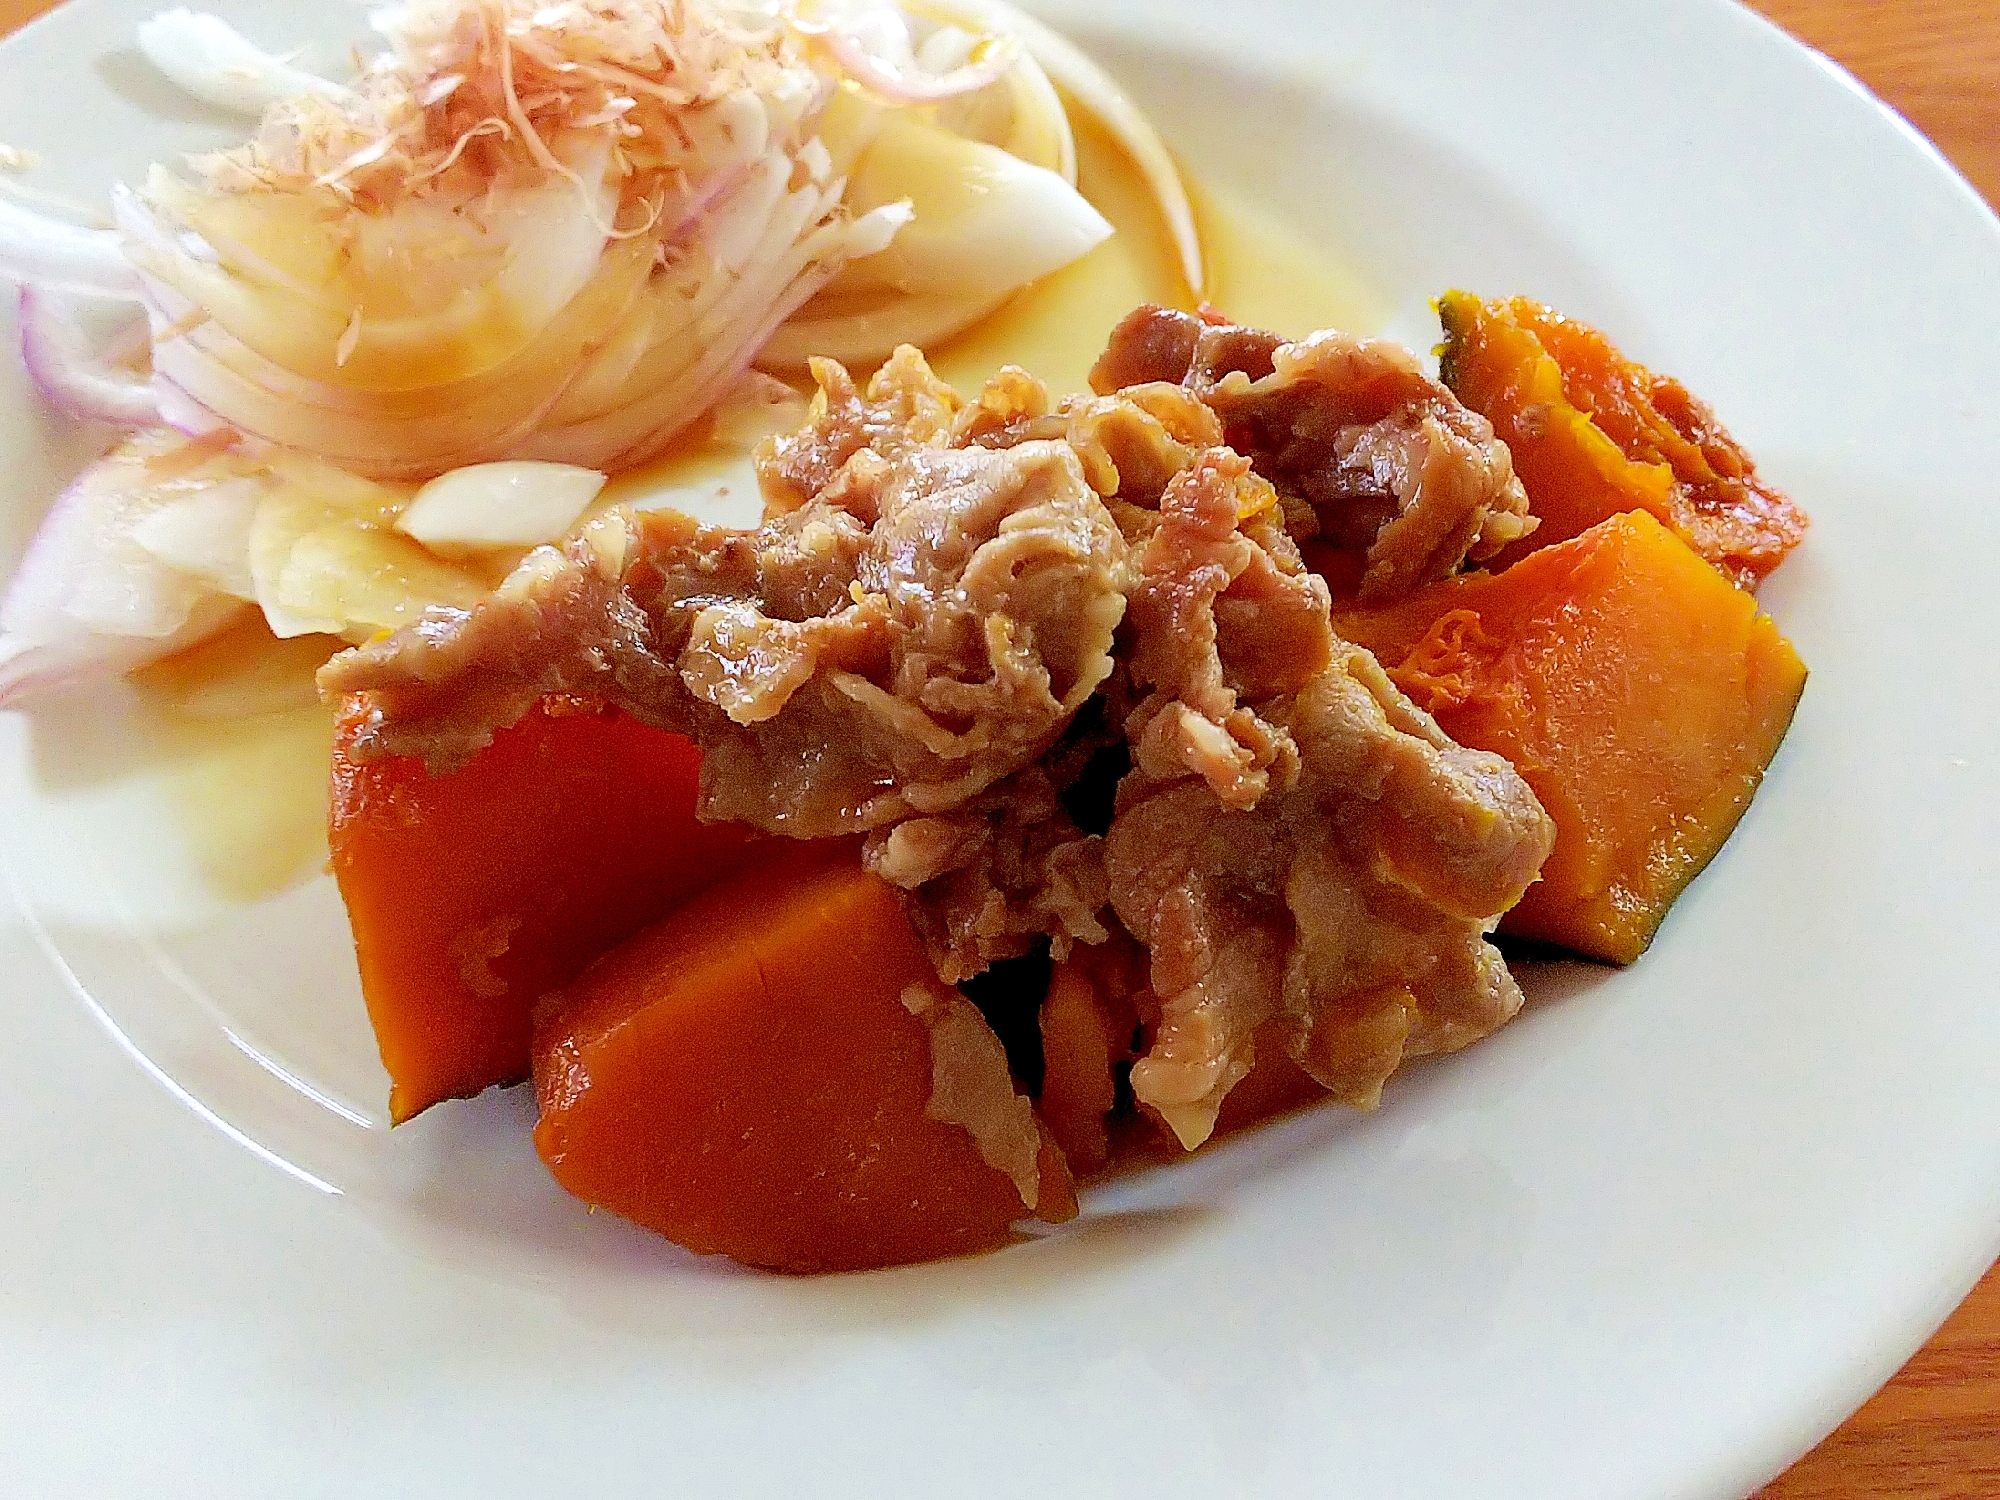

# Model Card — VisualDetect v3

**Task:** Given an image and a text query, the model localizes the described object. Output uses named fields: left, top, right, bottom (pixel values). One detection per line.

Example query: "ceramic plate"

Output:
left=4, top=0, right=1998, bottom=1495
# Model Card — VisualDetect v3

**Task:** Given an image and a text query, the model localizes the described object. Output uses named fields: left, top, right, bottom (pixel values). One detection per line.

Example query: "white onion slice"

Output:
left=246, top=479, right=401, bottom=638
left=514, top=166, right=882, bottom=470
left=128, top=479, right=263, bottom=598
left=930, top=37, right=1073, bottom=181
left=17, top=287, right=159, bottom=427
left=524, top=249, right=834, bottom=470
left=759, top=283, right=1005, bottom=367
left=129, top=210, right=656, bottom=479
left=926, top=0, right=1204, bottom=295
left=275, top=525, right=486, bottom=634
left=0, top=196, right=139, bottom=297
left=125, top=140, right=616, bottom=393
left=763, top=110, right=1104, bottom=366
left=839, top=113, right=1108, bottom=298
left=396, top=462, right=607, bottom=554
left=791, top=0, right=1018, bottom=104
left=136, top=8, right=353, bottom=116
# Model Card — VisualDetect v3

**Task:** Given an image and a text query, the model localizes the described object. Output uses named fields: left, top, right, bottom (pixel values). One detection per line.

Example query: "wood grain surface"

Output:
left=0, top=0, right=1994, bottom=1495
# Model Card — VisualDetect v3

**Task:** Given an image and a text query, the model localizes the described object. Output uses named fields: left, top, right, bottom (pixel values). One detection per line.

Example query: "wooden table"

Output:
left=0, top=0, right=1994, bottom=1493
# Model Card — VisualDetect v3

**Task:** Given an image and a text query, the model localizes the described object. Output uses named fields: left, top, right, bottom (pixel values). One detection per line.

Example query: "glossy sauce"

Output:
left=142, top=116, right=1381, bottom=902
left=933, top=113, right=1380, bottom=395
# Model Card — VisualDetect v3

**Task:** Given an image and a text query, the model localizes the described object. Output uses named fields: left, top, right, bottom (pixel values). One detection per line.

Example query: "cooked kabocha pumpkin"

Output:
left=532, top=847, right=1076, bottom=1273
left=329, top=696, right=764, bottom=1123
left=1037, top=961, right=1127, bottom=1176
left=1334, top=511, right=1806, bottom=965
left=1436, top=290, right=1807, bottom=587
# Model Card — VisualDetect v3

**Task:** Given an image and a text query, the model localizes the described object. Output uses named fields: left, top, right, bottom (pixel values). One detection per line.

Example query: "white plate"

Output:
left=4, top=0, right=1998, bottom=1495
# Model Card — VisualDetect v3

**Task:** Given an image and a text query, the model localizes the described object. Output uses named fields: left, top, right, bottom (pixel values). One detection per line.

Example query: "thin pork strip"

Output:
left=1090, top=304, right=1535, bottom=602
left=1103, top=451, right=1553, bottom=1148
left=322, top=435, right=1130, bottom=837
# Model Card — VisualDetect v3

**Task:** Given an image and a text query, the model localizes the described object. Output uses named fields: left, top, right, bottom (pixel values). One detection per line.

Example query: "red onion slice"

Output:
left=792, top=0, right=1018, bottom=104
left=17, top=287, right=160, bottom=428
left=0, top=597, right=246, bottom=709
left=0, top=432, right=256, bottom=706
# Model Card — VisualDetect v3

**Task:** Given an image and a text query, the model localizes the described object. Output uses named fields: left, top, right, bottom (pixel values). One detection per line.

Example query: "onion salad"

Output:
left=0, top=0, right=1201, bottom=707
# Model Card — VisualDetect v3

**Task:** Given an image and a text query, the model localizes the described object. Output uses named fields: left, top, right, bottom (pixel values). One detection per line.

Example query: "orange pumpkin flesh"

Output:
left=1336, top=510, right=1807, bottom=964
left=328, top=697, right=762, bottom=1123
left=1038, top=963, right=1124, bottom=1175
left=1438, top=290, right=1807, bottom=587
left=532, top=849, right=1074, bottom=1273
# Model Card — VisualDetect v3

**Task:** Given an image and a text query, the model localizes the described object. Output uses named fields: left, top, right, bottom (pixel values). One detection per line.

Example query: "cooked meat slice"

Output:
left=1088, top=304, right=1282, bottom=393
left=1105, top=646, right=1555, bottom=1149
left=322, top=435, right=1131, bottom=837
left=899, top=978, right=1052, bottom=1213
left=948, top=364, right=1064, bottom=450
left=756, top=345, right=967, bottom=515
left=1121, top=449, right=1333, bottom=810
left=1092, top=305, right=1535, bottom=602
left=1097, top=436, right=1550, bottom=1148
left=866, top=764, right=1110, bottom=984
left=1062, top=385, right=1221, bottom=505
left=1086, top=302, right=1208, bottom=392
left=1101, top=778, right=1291, bottom=1144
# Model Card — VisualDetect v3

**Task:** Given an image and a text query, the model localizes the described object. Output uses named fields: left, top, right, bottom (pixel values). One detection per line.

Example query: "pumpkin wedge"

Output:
left=1336, top=511, right=1806, bottom=964
left=329, top=697, right=762, bottom=1123
left=533, top=849, right=1075, bottom=1273
left=1437, top=290, right=1807, bottom=587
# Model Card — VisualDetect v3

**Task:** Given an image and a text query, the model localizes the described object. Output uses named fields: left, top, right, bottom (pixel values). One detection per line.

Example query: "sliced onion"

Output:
left=150, top=377, right=236, bottom=443
left=396, top=462, right=607, bottom=554
left=929, top=35, right=1073, bottom=181
left=837, top=112, right=1108, bottom=299
left=0, top=431, right=257, bottom=704
left=136, top=8, right=354, bottom=117
left=128, top=478, right=265, bottom=598
left=763, top=108, right=1106, bottom=366
left=126, top=139, right=616, bottom=393
left=275, top=524, right=486, bottom=634
left=515, top=161, right=844, bottom=454
left=2, top=430, right=237, bottom=640
left=17, top=287, right=159, bottom=427
left=246, top=476, right=401, bottom=638
left=924, top=0, right=1204, bottom=295
left=620, top=254, right=846, bottom=471
left=758, top=283, right=1005, bottom=367
left=516, top=171, right=865, bottom=470
left=114, top=116, right=887, bottom=479
left=537, top=298, right=661, bottom=430
left=0, top=196, right=139, bottom=297
left=0, top=596, right=247, bottom=708
left=791, top=0, right=1019, bottom=104
left=130, top=210, right=657, bottom=479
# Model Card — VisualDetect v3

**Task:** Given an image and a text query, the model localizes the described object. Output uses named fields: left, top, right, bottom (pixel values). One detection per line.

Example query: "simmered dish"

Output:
left=0, top=0, right=1808, bottom=1274
left=323, top=302, right=1806, bottom=1272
